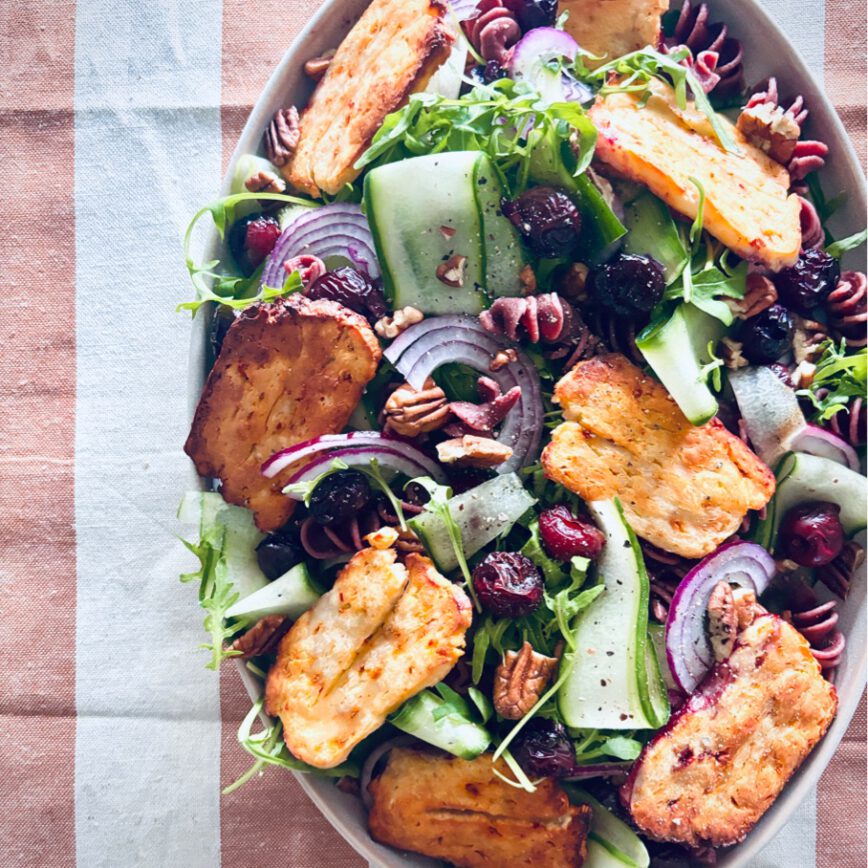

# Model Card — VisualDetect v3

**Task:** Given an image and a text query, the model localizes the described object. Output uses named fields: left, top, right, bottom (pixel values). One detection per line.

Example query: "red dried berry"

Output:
left=779, top=501, right=845, bottom=567
left=538, top=505, right=606, bottom=561
left=228, top=214, right=281, bottom=276
left=472, top=552, right=543, bottom=618
left=307, top=266, right=388, bottom=322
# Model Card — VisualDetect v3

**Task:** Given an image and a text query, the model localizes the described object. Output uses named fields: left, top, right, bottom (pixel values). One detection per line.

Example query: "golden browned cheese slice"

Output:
left=622, top=615, right=838, bottom=848
left=588, top=81, right=802, bottom=270
left=283, top=0, right=455, bottom=196
left=264, top=551, right=472, bottom=768
left=368, top=747, right=593, bottom=867
left=560, top=0, right=667, bottom=65
left=184, top=296, right=381, bottom=531
left=541, top=354, right=775, bottom=558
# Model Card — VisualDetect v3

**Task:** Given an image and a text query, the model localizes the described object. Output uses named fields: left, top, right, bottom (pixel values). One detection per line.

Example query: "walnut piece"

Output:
left=436, top=254, right=467, bottom=288
left=792, top=314, right=829, bottom=364
left=728, top=272, right=778, bottom=319
left=519, top=264, right=537, bottom=295
left=707, top=582, right=738, bottom=661
left=719, top=337, right=748, bottom=370
left=490, top=348, right=518, bottom=372
left=231, top=615, right=291, bottom=659
left=731, top=587, right=764, bottom=631
left=555, top=262, right=589, bottom=304
left=736, top=102, right=801, bottom=164
left=384, top=378, right=450, bottom=437
left=304, top=49, right=335, bottom=80
left=494, top=641, right=560, bottom=720
left=264, top=107, right=301, bottom=167
left=244, top=169, right=287, bottom=194
left=436, top=435, right=513, bottom=468
left=374, top=306, right=424, bottom=340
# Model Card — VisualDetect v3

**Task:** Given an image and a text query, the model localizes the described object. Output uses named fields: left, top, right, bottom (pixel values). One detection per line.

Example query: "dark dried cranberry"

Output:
left=502, top=187, right=582, bottom=258
left=228, top=214, right=281, bottom=276
left=472, top=552, right=543, bottom=618
left=503, top=0, right=558, bottom=31
left=538, top=505, right=606, bottom=561
left=512, top=719, right=577, bottom=777
left=774, top=248, right=840, bottom=314
left=739, top=304, right=794, bottom=364
left=588, top=253, right=665, bottom=318
left=779, top=501, right=845, bottom=567
left=481, top=60, right=508, bottom=83
left=307, top=266, right=388, bottom=322
left=256, top=528, right=302, bottom=580
left=309, top=470, right=372, bottom=526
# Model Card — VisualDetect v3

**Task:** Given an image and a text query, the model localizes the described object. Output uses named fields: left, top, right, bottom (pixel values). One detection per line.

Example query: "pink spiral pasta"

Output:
left=826, top=270, right=867, bottom=347
left=816, top=540, right=865, bottom=600
left=745, top=77, right=827, bottom=181
left=786, top=599, right=845, bottom=678
left=463, top=0, right=521, bottom=64
left=798, top=195, right=825, bottom=249
left=665, top=0, right=744, bottom=95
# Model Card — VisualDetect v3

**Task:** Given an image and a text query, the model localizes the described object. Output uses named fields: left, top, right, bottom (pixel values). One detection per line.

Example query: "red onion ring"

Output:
left=262, top=432, right=394, bottom=478
left=359, top=736, right=416, bottom=809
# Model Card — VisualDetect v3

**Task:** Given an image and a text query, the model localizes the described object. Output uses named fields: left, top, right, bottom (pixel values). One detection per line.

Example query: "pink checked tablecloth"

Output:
left=0, top=0, right=865, bottom=865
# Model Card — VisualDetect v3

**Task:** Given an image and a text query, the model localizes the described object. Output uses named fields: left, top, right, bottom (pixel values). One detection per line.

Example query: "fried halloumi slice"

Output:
left=184, top=296, right=381, bottom=531
left=283, top=0, right=455, bottom=197
left=265, top=550, right=472, bottom=768
left=560, top=0, right=667, bottom=66
left=589, top=81, right=801, bottom=270
left=368, top=747, right=593, bottom=868
left=622, top=615, right=837, bottom=848
left=541, top=354, right=775, bottom=558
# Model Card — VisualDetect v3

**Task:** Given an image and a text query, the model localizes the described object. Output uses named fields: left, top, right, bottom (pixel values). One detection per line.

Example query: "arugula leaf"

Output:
left=223, top=699, right=356, bottom=794
left=521, top=518, right=568, bottom=584
left=586, top=46, right=737, bottom=152
left=180, top=191, right=311, bottom=314
left=797, top=339, right=867, bottom=422
left=179, top=531, right=243, bottom=670
left=826, top=228, right=868, bottom=260
left=698, top=339, right=725, bottom=392
left=355, top=80, right=598, bottom=197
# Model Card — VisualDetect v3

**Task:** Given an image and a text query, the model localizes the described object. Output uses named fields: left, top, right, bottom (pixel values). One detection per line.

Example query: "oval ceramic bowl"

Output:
left=187, top=1, right=867, bottom=864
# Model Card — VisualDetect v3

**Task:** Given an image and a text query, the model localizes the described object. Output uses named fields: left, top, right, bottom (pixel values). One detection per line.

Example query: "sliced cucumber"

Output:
left=225, top=562, right=320, bottom=621
left=558, top=499, right=669, bottom=730
left=389, top=690, right=490, bottom=759
left=364, top=151, right=527, bottom=313
left=473, top=155, right=529, bottom=297
left=574, top=173, right=628, bottom=264
left=409, top=473, right=537, bottom=573
left=564, top=786, right=650, bottom=868
left=178, top=491, right=268, bottom=599
left=424, top=38, right=469, bottom=99
left=756, top=452, right=868, bottom=550
left=622, top=191, right=687, bottom=284
left=275, top=201, right=318, bottom=231
left=636, top=302, right=725, bottom=426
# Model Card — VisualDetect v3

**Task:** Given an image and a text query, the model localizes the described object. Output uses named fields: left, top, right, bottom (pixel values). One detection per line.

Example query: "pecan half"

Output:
left=493, top=641, right=560, bottom=720
left=736, top=102, right=801, bottom=164
left=731, top=587, right=764, bottom=631
left=436, top=435, right=513, bottom=469
left=719, top=337, right=748, bottom=370
left=264, top=106, right=301, bottom=167
left=244, top=169, right=286, bottom=194
left=707, top=582, right=738, bottom=661
left=230, top=614, right=291, bottom=659
left=728, top=272, right=778, bottom=319
left=374, top=306, right=424, bottom=340
left=304, top=49, right=335, bottom=80
left=384, top=378, right=450, bottom=437
left=792, top=314, right=829, bottom=364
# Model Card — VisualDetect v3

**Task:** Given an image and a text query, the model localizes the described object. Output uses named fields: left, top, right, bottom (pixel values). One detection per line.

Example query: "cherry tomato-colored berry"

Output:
left=512, top=719, right=577, bottom=777
left=538, top=505, right=606, bottom=561
left=779, top=501, right=845, bottom=567
left=308, top=470, right=372, bottom=526
left=307, top=266, right=388, bottom=322
left=588, top=253, right=665, bottom=318
left=774, top=248, right=840, bottom=315
left=228, top=214, right=281, bottom=275
left=472, top=551, right=543, bottom=618
left=502, top=186, right=582, bottom=258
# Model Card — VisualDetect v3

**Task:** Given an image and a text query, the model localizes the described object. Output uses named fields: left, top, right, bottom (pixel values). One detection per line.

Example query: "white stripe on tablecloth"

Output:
left=73, top=1, right=223, bottom=866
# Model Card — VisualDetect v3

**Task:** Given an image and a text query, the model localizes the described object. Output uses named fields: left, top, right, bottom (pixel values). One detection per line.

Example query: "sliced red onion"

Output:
left=508, top=27, right=591, bottom=104
left=262, top=432, right=392, bottom=478
left=284, top=445, right=446, bottom=498
left=665, top=541, right=776, bottom=694
left=789, top=424, right=860, bottom=471
left=447, top=0, right=481, bottom=20
left=386, top=317, right=543, bottom=473
left=261, top=203, right=379, bottom=289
